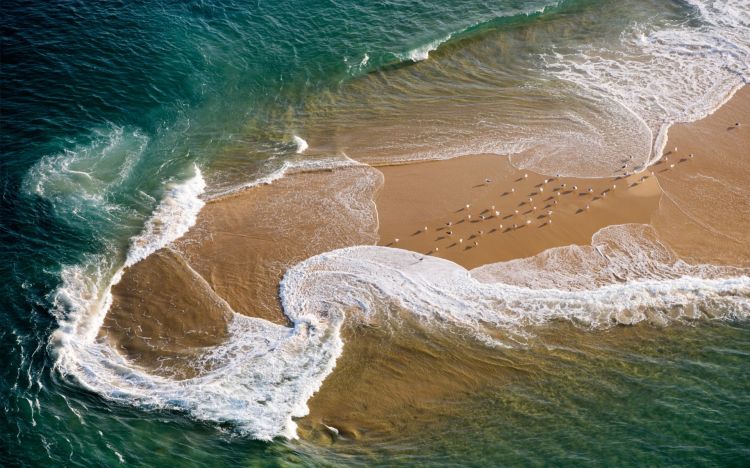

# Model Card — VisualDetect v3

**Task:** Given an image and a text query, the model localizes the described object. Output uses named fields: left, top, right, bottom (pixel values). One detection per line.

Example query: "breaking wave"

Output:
left=50, top=218, right=750, bottom=441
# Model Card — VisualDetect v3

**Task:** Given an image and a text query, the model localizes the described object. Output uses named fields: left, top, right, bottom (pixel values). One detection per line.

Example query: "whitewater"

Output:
left=37, top=0, right=750, bottom=442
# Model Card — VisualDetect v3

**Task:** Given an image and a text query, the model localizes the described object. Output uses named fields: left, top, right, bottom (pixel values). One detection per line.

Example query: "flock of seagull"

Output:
left=385, top=146, right=697, bottom=256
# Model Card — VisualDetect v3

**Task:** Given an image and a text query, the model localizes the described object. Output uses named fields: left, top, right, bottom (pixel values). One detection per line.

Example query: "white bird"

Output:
left=526, top=219, right=532, bottom=225
left=495, top=210, right=500, bottom=216
left=511, top=188, right=515, bottom=193
left=524, top=173, right=529, bottom=178
left=670, top=164, right=675, bottom=169
left=466, top=204, right=471, bottom=209
left=459, top=238, right=464, bottom=243
left=394, top=238, right=400, bottom=243
left=539, top=187, right=544, bottom=192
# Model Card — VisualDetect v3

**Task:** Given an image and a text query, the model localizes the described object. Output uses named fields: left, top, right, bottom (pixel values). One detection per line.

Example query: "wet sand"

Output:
left=652, top=87, right=750, bottom=267
left=375, top=155, right=660, bottom=269
left=374, top=88, right=749, bottom=269
left=103, top=87, right=747, bottom=419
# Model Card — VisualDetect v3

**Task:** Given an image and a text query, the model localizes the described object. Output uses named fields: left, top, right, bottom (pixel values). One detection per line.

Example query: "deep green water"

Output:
left=2, top=0, right=749, bottom=465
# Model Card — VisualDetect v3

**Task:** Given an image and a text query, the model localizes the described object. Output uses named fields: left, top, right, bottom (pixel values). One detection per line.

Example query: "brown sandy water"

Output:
left=103, top=87, right=748, bottom=439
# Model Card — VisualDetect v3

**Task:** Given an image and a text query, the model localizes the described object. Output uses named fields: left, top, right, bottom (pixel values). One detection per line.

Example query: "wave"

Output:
left=51, top=165, right=206, bottom=368
left=50, top=217, right=750, bottom=440
left=395, top=34, right=454, bottom=63
left=542, top=0, right=750, bottom=168
left=209, top=153, right=365, bottom=198
left=352, top=1, right=562, bottom=73
left=292, top=135, right=309, bottom=154
left=23, top=125, right=149, bottom=217
left=125, top=167, right=205, bottom=267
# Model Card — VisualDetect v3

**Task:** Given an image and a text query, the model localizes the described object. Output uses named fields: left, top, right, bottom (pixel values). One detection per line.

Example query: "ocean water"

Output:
left=2, top=0, right=749, bottom=465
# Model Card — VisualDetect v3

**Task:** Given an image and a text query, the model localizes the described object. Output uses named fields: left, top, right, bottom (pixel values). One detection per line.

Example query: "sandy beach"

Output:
left=103, top=86, right=748, bottom=396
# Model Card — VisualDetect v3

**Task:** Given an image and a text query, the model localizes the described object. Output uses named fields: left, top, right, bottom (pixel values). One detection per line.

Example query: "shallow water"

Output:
left=3, top=0, right=750, bottom=465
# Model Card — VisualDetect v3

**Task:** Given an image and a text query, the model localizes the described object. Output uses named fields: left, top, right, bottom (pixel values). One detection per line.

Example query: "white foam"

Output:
left=125, top=166, right=205, bottom=267
left=23, top=126, right=149, bottom=213
left=398, top=34, right=453, bottom=62
left=292, top=135, right=309, bottom=154
left=209, top=154, right=365, bottom=198
left=52, top=228, right=750, bottom=442
left=543, top=0, right=749, bottom=169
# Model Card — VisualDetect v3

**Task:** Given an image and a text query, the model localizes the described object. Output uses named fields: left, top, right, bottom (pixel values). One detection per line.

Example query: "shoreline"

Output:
left=99, top=85, right=748, bottom=399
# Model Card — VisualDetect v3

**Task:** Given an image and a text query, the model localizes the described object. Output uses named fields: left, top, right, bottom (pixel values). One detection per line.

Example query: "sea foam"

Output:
left=51, top=222, right=750, bottom=440
left=543, top=0, right=750, bottom=169
left=293, top=135, right=309, bottom=154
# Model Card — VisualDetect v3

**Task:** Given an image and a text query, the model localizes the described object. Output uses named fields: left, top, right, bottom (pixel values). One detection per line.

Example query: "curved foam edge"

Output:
left=51, top=233, right=750, bottom=441
left=293, top=135, right=309, bottom=154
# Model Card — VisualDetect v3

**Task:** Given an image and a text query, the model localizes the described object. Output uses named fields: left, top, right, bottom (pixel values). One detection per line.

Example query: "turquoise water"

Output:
left=2, top=0, right=749, bottom=465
